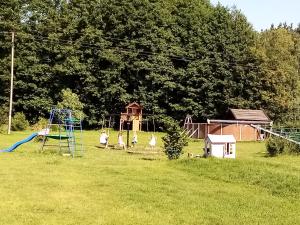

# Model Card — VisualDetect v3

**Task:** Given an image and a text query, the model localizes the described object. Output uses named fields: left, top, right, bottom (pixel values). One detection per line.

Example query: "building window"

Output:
left=224, top=143, right=233, bottom=155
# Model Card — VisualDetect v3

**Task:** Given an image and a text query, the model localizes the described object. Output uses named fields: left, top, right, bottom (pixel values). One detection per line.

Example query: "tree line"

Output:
left=0, top=0, right=299, bottom=127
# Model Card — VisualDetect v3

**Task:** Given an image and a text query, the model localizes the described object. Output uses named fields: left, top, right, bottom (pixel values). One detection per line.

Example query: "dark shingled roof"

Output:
left=228, top=109, right=270, bottom=121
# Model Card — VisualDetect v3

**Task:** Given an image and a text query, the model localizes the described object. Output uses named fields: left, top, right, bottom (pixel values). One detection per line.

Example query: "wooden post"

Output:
left=207, top=124, right=210, bottom=135
left=239, top=125, right=242, bottom=141
left=126, top=115, right=130, bottom=148
left=193, top=124, right=195, bottom=138
left=221, top=123, right=223, bottom=135
left=108, top=116, right=111, bottom=128
left=119, top=120, right=122, bottom=131
left=146, top=119, right=149, bottom=132
left=127, top=121, right=130, bottom=148
left=8, top=32, right=14, bottom=134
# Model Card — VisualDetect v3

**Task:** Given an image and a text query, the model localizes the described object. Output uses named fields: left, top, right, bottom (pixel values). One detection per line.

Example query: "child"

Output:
left=118, top=132, right=126, bottom=149
left=99, top=130, right=109, bottom=148
left=149, top=134, right=157, bottom=149
left=131, top=131, right=138, bottom=147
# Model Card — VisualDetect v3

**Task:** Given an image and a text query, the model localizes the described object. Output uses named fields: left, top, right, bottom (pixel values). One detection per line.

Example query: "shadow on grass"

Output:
left=94, top=145, right=125, bottom=150
left=254, top=151, right=269, bottom=158
left=139, top=157, right=158, bottom=161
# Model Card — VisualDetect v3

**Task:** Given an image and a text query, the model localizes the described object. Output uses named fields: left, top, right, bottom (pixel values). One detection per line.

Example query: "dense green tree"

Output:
left=0, top=0, right=21, bottom=112
left=0, top=0, right=298, bottom=127
left=14, top=0, right=71, bottom=122
left=182, top=4, right=261, bottom=119
left=254, top=28, right=299, bottom=121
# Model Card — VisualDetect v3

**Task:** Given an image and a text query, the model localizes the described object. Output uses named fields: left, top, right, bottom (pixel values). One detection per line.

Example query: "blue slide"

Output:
left=0, top=133, right=38, bottom=152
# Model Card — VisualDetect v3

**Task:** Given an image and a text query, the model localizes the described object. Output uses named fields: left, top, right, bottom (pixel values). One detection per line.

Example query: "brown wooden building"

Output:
left=184, top=109, right=272, bottom=141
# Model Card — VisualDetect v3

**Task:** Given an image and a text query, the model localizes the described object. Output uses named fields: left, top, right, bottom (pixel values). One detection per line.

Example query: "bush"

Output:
left=266, top=137, right=285, bottom=156
left=285, top=141, right=300, bottom=154
left=32, top=117, right=49, bottom=131
left=0, top=105, right=8, bottom=134
left=0, top=105, right=8, bottom=125
left=162, top=119, right=188, bottom=160
left=0, top=124, right=8, bottom=134
left=266, top=136, right=300, bottom=156
left=11, top=112, right=29, bottom=131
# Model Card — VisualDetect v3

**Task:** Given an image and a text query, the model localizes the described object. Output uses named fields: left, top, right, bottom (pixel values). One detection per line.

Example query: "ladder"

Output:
left=40, top=109, right=55, bottom=152
left=65, top=117, right=84, bottom=157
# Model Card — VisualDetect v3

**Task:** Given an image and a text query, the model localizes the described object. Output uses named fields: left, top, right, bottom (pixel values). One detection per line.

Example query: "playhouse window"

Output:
left=225, top=143, right=233, bottom=155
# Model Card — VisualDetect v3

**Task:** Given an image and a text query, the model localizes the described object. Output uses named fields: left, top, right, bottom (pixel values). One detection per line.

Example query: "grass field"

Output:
left=0, top=130, right=299, bottom=225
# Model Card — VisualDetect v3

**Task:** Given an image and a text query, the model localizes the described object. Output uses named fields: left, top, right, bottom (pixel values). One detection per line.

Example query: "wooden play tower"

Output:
left=120, top=102, right=143, bottom=131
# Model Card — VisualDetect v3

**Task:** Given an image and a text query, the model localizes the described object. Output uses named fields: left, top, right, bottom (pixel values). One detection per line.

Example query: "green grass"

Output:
left=0, top=130, right=299, bottom=225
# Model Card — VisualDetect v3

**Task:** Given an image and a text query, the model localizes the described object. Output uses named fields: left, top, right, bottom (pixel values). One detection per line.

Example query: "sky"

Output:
left=210, top=0, right=300, bottom=31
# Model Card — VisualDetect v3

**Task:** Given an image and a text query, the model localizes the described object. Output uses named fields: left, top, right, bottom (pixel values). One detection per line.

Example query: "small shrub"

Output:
left=0, top=124, right=8, bottom=134
left=162, top=119, right=188, bottom=160
left=57, top=88, right=85, bottom=119
left=11, top=112, right=29, bottom=131
left=284, top=141, right=300, bottom=154
left=266, top=136, right=300, bottom=156
left=266, top=137, right=285, bottom=156
left=0, top=105, right=8, bottom=125
left=32, top=117, right=49, bottom=131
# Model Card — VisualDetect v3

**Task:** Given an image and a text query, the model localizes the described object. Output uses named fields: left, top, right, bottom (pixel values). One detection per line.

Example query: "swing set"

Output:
left=99, top=116, right=113, bottom=149
left=98, top=115, right=127, bottom=149
left=98, top=102, right=158, bottom=150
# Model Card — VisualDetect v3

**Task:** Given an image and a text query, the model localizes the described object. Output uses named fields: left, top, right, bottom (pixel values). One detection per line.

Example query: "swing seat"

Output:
left=99, top=141, right=109, bottom=149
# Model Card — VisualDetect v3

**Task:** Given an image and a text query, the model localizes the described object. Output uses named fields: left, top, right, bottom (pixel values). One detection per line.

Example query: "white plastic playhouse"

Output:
left=204, top=134, right=236, bottom=159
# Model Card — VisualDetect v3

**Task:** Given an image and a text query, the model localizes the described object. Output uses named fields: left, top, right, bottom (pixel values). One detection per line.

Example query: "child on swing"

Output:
left=149, top=134, right=157, bottom=149
left=118, top=132, right=126, bottom=149
left=99, top=130, right=109, bottom=148
left=131, top=131, right=138, bottom=147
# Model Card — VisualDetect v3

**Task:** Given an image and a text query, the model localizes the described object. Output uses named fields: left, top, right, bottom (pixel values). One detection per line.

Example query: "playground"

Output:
left=1, top=0, right=300, bottom=224
left=0, top=130, right=299, bottom=225
left=0, top=103, right=299, bottom=225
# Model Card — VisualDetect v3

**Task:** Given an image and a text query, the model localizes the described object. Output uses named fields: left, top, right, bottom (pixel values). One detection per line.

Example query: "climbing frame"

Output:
left=40, top=108, right=84, bottom=157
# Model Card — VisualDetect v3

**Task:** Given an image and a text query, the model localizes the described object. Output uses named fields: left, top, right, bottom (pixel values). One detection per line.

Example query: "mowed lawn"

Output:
left=0, top=130, right=299, bottom=225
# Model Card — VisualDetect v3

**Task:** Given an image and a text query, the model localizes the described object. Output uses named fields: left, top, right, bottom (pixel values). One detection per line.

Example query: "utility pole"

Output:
left=8, top=31, right=14, bottom=134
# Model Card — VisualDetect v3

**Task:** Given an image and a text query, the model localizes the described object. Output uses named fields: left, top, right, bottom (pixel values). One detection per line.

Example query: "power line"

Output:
left=0, top=30, right=260, bottom=69
left=18, top=35, right=259, bottom=68
left=16, top=33, right=195, bottom=61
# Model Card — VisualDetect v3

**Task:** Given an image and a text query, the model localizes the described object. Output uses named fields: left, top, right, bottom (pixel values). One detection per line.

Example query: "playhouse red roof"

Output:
left=125, top=102, right=142, bottom=109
